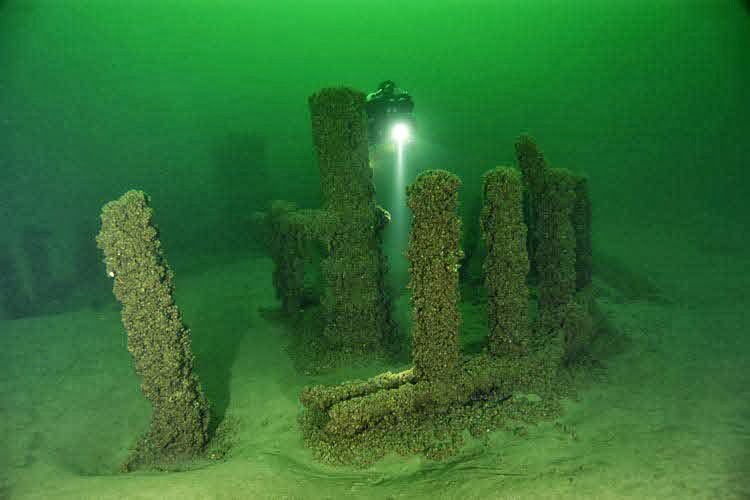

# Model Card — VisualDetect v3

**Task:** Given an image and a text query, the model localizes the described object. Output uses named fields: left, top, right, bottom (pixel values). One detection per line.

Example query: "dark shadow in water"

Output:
left=0, top=222, right=109, bottom=320
left=742, top=0, right=750, bottom=14
left=183, top=259, right=255, bottom=438
left=72, top=222, right=112, bottom=310
left=210, top=131, right=270, bottom=253
left=593, top=253, right=668, bottom=304
left=190, top=130, right=274, bottom=431
left=0, top=226, right=55, bottom=319
left=0, top=244, right=26, bottom=319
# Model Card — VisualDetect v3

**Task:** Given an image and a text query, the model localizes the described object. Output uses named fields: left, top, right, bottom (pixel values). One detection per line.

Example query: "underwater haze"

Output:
left=1, top=1, right=749, bottom=498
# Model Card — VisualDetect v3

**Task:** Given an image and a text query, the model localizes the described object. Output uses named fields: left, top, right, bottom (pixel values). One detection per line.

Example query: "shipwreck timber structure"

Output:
left=265, top=88, right=393, bottom=351
left=298, top=133, right=596, bottom=465
left=97, top=190, right=210, bottom=471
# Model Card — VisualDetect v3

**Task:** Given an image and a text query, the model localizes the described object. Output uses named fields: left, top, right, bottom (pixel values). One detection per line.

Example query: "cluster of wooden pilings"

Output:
left=263, top=87, right=593, bottom=443
left=265, top=88, right=393, bottom=352
left=299, top=131, right=592, bottom=442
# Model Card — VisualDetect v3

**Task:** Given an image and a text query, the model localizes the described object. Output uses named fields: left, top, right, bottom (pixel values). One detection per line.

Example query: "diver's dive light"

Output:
left=390, top=122, right=411, bottom=144
left=366, top=80, right=415, bottom=147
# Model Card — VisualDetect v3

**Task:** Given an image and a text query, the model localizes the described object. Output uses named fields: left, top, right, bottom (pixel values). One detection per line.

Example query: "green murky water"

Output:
left=1, top=1, right=748, bottom=498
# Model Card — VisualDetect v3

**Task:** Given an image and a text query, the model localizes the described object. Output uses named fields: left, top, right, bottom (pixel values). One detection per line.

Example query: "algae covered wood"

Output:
left=572, top=175, right=593, bottom=290
left=406, top=170, right=463, bottom=383
left=96, top=190, right=210, bottom=471
left=300, top=368, right=416, bottom=412
left=267, top=202, right=333, bottom=315
left=515, top=134, right=547, bottom=276
left=536, top=168, right=577, bottom=322
left=298, top=133, right=600, bottom=467
left=307, top=87, right=393, bottom=350
left=318, top=341, right=564, bottom=438
left=481, top=167, right=531, bottom=355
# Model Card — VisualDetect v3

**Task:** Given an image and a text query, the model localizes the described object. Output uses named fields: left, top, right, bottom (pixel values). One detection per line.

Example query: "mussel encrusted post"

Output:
left=269, top=87, right=393, bottom=352
left=535, top=168, right=577, bottom=331
left=480, top=166, right=531, bottom=356
left=572, top=174, right=593, bottom=290
left=97, top=190, right=210, bottom=471
left=405, top=170, right=463, bottom=382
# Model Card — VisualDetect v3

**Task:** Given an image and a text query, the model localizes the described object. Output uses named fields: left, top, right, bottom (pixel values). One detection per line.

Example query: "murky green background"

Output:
left=1, top=1, right=748, bottom=498
left=2, top=1, right=746, bottom=271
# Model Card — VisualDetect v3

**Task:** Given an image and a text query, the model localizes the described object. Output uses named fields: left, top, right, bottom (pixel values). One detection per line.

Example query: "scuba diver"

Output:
left=365, top=80, right=415, bottom=146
